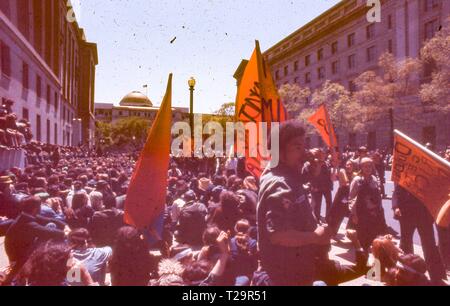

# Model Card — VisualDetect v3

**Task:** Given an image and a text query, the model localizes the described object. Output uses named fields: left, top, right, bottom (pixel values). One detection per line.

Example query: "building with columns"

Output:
left=235, top=0, right=450, bottom=150
left=95, top=91, right=189, bottom=124
left=0, top=0, right=97, bottom=147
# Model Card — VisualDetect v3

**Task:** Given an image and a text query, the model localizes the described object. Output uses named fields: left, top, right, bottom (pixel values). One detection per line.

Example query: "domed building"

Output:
left=95, top=90, right=188, bottom=123
left=119, top=91, right=153, bottom=108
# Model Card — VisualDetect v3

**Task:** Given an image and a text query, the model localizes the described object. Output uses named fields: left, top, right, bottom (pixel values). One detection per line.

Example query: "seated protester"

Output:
left=110, top=226, right=157, bottom=286
left=40, top=197, right=65, bottom=222
left=66, top=181, right=91, bottom=209
left=209, top=191, right=241, bottom=234
left=89, top=206, right=125, bottom=247
left=68, top=228, right=112, bottom=286
left=182, top=231, right=230, bottom=286
left=4, top=196, right=69, bottom=284
left=0, top=176, right=26, bottom=219
left=236, top=189, right=257, bottom=227
left=89, top=190, right=104, bottom=211
left=348, top=158, right=387, bottom=251
left=197, top=226, right=222, bottom=263
left=175, top=191, right=208, bottom=247
left=206, top=186, right=224, bottom=224
left=197, top=178, right=213, bottom=204
left=96, top=181, right=117, bottom=209
left=372, top=235, right=431, bottom=286
left=14, top=242, right=96, bottom=286
left=66, top=193, right=94, bottom=230
left=227, top=220, right=257, bottom=286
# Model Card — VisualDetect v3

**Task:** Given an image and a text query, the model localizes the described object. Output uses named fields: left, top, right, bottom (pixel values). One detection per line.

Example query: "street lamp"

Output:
left=188, top=77, right=196, bottom=133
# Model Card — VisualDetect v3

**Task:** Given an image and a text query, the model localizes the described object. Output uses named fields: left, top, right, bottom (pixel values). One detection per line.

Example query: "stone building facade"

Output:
left=0, top=0, right=97, bottom=146
left=237, top=0, right=450, bottom=151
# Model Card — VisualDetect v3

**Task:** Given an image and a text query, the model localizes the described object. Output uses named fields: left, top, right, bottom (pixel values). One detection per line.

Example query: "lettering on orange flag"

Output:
left=235, top=41, right=287, bottom=178
left=391, top=130, right=450, bottom=227
left=308, top=104, right=337, bottom=148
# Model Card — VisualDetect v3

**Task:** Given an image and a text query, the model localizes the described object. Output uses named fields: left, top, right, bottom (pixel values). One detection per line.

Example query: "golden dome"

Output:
left=119, top=91, right=153, bottom=107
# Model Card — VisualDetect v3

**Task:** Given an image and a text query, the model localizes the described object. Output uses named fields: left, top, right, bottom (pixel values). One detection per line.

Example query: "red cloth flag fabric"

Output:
left=124, top=74, right=173, bottom=229
left=308, top=104, right=338, bottom=148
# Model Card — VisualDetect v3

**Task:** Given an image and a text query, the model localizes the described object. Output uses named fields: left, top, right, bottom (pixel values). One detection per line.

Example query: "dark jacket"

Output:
left=5, top=213, right=65, bottom=265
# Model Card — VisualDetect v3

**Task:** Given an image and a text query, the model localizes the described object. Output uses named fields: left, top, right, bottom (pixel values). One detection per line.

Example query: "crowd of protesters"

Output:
left=0, top=100, right=449, bottom=286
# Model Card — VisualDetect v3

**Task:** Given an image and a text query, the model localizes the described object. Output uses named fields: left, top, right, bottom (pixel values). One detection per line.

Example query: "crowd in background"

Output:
left=0, top=100, right=449, bottom=286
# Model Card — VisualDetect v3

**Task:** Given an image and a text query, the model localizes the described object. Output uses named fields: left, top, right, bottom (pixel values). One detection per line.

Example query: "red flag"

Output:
left=235, top=40, right=288, bottom=178
left=308, top=104, right=338, bottom=148
left=124, top=74, right=173, bottom=229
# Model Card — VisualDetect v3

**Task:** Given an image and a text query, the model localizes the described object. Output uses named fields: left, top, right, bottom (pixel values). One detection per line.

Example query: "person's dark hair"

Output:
left=220, top=191, right=240, bottom=216
left=202, top=226, right=221, bottom=247
left=68, top=228, right=92, bottom=249
left=276, top=120, right=306, bottom=156
left=20, top=196, right=41, bottom=214
left=110, top=226, right=154, bottom=286
left=17, top=242, right=71, bottom=286
left=72, top=193, right=88, bottom=210
left=212, top=175, right=227, bottom=187
left=182, top=260, right=213, bottom=286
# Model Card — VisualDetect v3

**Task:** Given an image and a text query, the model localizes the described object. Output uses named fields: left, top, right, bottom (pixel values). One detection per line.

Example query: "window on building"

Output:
left=23, top=108, right=29, bottom=120
left=348, top=33, right=355, bottom=47
left=318, top=67, right=325, bottom=80
left=294, top=77, right=299, bottom=84
left=47, top=119, right=50, bottom=144
left=36, top=114, right=41, bottom=142
left=36, top=75, right=42, bottom=99
left=294, top=61, right=299, bottom=72
left=388, top=15, right=393, bottom=30
left=0, top=41, right=11, bottom=77
left=388, top=40, right=393, bottom=54
left=367, top=131, right=377, bottom=150
left=275, top=70, right=280, bottom=80
left=425, top=20, right=439, bottom=40
left=22, top=62, right=29, bottom=90
left=284, top=65, right=289, bottom=76
left=367, top=46, right=376, bottom=62
left=54, top=123, right=58, bottom=145
left=348, top=54, right=356, bottom=69
left=332, top=61, right=339, bottom=75
left=331, top=41, right=338, bottom=55
left=54, top=92, right=58, bottom=112
left=425, top=0, right=439, bottom=11
left=317, top=48, right=324, bottom=61
left=305, top=55, right=311, bottom=67
left=17, top=0, right=30, bottom=39
left=305, top=72, right=311, bottom=84
left=366, top=24, right=375, bottom=40
left=46, top=85, right=51, bottom=106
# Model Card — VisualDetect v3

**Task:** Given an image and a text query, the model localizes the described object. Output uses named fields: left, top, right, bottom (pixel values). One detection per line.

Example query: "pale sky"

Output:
left=73, top=0, right=340, bottom=113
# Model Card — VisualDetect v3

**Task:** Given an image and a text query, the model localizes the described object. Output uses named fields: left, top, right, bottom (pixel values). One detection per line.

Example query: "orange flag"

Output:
left=308, top=104, right=337, bottom=148
left=235, top=40, right=288, bottom=178
left=124, top=74, right=173, bottom=229
left=391, top=130, right=450, bottom=227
